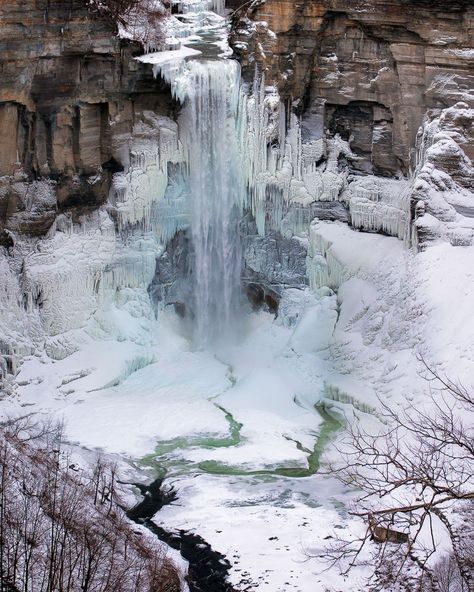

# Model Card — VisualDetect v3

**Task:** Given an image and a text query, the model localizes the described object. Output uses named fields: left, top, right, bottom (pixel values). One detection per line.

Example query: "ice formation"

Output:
left=412, top=102, right=474, bottom=247
left=347, top=178, right=412, bottom=242
left=175, top=0, right=225, bottom=15
left=22, top=209, right=116, bottom=335
left=1, top=1, right=473, bottom=590
left=0, top=110, right=187, bottom=371
left=236, top=76, right=432, bottom=246
left=0, top=258, right=38, bottom=379
left=110, top=112, right=187, bottom=238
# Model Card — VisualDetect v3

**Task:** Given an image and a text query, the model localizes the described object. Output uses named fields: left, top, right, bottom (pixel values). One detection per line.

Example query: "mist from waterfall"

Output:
left=180, top=59, right=244, bottom=346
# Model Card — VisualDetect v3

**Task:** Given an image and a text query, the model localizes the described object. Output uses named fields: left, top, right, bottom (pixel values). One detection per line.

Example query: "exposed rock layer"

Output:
left=0, top=0, right=174, bottom=239
left=231, top=0, right=474, bottom=175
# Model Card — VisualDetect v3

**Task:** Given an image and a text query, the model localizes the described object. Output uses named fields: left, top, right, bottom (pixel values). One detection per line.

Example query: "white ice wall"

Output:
left=238, top=78, right=412, bottom=242
left=412, top=102, right=474, bottom=247
left=111, top=112, right=188, bottom=238
left=0, top=109, right=193, bottom=377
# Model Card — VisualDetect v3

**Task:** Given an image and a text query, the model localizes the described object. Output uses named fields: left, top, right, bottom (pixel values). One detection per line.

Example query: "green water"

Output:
left=197, top=403, right=341, bottom=477
left=140, top=401, right=342, bottom=480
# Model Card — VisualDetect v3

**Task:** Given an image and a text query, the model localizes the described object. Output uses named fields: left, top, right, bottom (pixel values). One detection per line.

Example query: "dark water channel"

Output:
left=127, top=478, right=241, bottom=592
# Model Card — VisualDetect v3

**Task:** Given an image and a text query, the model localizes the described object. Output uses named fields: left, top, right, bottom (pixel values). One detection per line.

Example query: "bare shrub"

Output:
left=90, top=1, right=142, bottom=24
left=90, top=0, right=167, bottom=51
left=433, top=553, right=465, bottom=592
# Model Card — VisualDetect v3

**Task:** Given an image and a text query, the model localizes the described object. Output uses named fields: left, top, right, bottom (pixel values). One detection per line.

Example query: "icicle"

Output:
left=238, top=78, right=346, bottom=238
left=348, top=181, right=412, bottom=241
left=306, top=223, right=349, bottom=291
left=323, top=383, right=377, bottom=415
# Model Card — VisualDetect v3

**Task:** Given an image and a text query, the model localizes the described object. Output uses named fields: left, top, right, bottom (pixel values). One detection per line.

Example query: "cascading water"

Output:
left=145, top=0, right=247, bottom=346
left=180, top=60, right=244, bottom=345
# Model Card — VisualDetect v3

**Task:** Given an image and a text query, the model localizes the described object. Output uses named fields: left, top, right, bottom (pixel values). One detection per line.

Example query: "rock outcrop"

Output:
left=0, top=1, right=187, bottom=384
left=231, top=0, right=474, bottom=176
left=231, top=0, right=474, bottom=248
left=0, top=0, right=175, bottom=240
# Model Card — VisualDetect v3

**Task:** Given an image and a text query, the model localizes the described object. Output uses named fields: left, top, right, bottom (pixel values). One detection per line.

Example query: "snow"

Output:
left=10, top=312, right=231, bottom=456
left=154, top=473, right=363, bottom=592
left=416, top=242, right=474, bottom=385
left=289, top=296, right=338, bottom=353
left=0, top=218, right=446, bottom=589
left=20, top=303, right=362, bottom=591
left=138, top=45, right=202, bottom=66
left=2, top=211, right=474, bottom=590
left=450, top=48, right=474, bottom=58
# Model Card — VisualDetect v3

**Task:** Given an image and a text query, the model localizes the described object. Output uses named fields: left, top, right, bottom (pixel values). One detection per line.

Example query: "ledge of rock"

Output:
left=231, top=0, right=474, bottom=176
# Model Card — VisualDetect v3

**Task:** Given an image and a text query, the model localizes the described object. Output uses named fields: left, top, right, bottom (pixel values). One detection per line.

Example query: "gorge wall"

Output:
left=0, top=0, right=174, bottom=240
left=232, top=0, right=474, bottom=246
left=0, top=0, right=473, bottom=386
left=0, top=0, right=184, bottom=382
left=232, top=0, right=474, bottom=173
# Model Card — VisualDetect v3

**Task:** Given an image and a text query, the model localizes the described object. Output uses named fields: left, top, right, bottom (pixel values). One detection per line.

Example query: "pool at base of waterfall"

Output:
left=137, top=309, right=359, bottom=592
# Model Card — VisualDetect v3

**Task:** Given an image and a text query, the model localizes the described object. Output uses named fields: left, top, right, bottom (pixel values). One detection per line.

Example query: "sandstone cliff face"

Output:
left=0, top=0, right=174, bottom=240
left=231, top=0, right=474, bottom=177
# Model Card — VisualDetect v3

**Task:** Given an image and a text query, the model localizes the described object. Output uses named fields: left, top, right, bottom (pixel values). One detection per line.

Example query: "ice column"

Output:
left=180, top=60, right=244, bottom=345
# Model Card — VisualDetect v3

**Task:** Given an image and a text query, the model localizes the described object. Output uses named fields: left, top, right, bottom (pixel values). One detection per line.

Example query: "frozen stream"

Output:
left=10, top=301, right=360, bottom=590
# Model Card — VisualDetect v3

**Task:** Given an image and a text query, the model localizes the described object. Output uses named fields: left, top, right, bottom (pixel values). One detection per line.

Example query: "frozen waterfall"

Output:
left=181, top=60, right=244, bottom=345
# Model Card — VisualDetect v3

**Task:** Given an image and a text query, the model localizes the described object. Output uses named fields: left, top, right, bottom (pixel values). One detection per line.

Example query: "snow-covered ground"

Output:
left=2, top=217, right=473, bottom=590
left=0, top=282, right=372, bottom=591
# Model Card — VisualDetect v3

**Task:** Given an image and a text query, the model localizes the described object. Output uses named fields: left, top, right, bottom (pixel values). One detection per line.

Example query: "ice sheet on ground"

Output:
left=11, top=315, right=232, bottom=457
left=154, top=473, right=367, bottom=592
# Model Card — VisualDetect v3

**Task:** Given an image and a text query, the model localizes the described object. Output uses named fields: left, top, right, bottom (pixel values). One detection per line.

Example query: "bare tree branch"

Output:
left=320, top=362, right=474, bottom=591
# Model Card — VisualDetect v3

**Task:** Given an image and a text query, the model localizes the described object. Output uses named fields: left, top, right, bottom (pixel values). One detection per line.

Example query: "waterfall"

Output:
left=147, top=0, right=245, bottom=345
left=180, top=60, right=244, bottom=345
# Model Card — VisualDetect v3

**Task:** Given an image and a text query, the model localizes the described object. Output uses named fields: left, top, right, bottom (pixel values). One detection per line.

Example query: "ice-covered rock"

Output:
left=288, top=296, right=338, bottom=354
left=412, top=103, right=474, bottom=247
left=0, top=107, right=189, bottom=381
left=347, top=177, right=411, bottom=242
left=238, top=77, right=414, bottom=247
left=306, top=220, right=404, bottom=292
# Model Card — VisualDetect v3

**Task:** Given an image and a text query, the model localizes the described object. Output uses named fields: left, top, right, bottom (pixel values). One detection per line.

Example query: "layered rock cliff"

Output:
left=232, top=0, right=473, bottom=173
left=0, top=0, right=185, bottom=382
left=0, top=0, right=174, bottom=241
left=231, top=0, right=474, bottom=247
